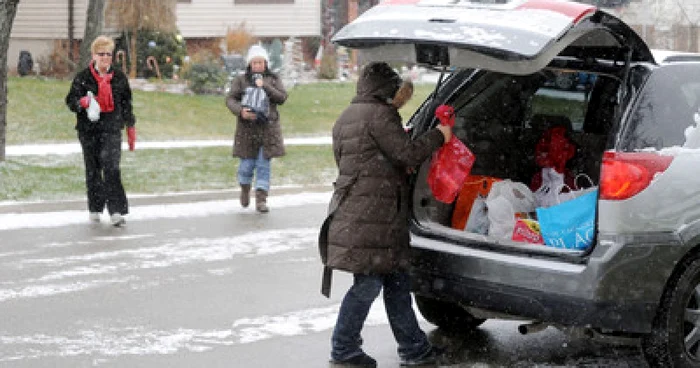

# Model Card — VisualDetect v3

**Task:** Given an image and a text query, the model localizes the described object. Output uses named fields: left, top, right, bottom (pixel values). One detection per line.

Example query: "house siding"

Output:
left=11, top=0, right=87, bottom=39
left=8, top=0, right=88, bottom=72
left=8, top=0, right=321, bottom=69
left=177, top=0, right=321, bottom=38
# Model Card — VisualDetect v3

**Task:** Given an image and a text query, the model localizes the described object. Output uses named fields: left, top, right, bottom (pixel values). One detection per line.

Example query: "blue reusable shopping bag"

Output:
left=536, top=188, right=598, bottom=250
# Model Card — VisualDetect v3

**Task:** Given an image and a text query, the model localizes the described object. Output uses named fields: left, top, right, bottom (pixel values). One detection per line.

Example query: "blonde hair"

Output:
left=91, top=36, right=115, bottom=54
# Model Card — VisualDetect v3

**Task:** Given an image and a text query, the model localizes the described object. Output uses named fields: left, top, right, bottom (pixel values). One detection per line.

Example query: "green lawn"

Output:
left=1, top=76, right=436, bottom=202
left=6, top=76, right=434, bottom=144
left=0, top=145, right=337, bottom=202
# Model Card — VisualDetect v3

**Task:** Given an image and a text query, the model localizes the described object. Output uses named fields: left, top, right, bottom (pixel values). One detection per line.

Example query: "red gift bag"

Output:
left=428, top=105, right=476, bottom=203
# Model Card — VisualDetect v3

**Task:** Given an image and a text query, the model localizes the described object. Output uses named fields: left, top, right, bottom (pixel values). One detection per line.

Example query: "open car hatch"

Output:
left=332, top=0, right=653, bottom=75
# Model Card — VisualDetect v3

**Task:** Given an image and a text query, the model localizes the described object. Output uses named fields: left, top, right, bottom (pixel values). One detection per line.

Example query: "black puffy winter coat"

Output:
left=326, top=64, right=445, bottom=275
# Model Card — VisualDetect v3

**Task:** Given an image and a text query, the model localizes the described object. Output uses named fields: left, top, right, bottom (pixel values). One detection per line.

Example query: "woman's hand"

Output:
left=241, top=108, right=257, bottom=121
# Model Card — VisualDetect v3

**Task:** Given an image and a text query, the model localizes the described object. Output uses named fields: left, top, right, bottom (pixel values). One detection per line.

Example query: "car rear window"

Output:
left=621, top=64, right=700, bottom=151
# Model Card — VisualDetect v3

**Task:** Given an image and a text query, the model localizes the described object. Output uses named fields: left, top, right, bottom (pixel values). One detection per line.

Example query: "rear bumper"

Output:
left=409, top=232, right=685, bottom=334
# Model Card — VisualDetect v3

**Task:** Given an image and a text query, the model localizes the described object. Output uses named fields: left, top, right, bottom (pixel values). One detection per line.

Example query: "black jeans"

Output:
left=331, top=272, right=431, bottom=361
left=78, top=131, right=128, bottom=215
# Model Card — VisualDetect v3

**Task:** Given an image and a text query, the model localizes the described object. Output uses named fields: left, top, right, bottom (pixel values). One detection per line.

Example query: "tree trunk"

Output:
left=0, top=0, right=21, bottom=162
left=129, top=31, right=138, bottom=79
left=68, top=0, right=75, bottom=62
left=79, top=0, right=107, bottom=70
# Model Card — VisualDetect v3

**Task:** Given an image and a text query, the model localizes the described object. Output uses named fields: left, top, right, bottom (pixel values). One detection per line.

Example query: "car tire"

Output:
left=415, top=295, right=486, bottom=333
left=641, top=255, right=700, bottom=368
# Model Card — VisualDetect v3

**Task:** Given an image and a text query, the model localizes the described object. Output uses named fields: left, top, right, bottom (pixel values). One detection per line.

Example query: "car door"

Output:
left=332, top=0, right=654, bottom=75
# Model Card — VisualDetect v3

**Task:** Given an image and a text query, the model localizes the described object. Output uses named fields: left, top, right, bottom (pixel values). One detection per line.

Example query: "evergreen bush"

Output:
left=115, top=29, right=187, bottom=79
left=184, top=63, right=226, bottom=94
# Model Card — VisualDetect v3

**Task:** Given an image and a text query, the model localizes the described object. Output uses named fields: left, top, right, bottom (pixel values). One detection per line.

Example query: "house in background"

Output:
left=7, top=0, right=321, bottom=72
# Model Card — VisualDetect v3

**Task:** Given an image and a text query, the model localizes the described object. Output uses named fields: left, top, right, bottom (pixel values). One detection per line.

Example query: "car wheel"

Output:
left=641, top=255, right=700, bottom=367
left=415, top=295, right=486, bottom=333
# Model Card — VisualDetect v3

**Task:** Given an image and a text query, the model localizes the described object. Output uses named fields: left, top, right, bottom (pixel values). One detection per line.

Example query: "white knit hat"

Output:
left=246, top=44, right=269, bottom=64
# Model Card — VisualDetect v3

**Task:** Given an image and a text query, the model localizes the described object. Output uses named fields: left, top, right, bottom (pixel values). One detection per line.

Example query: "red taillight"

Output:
left=599, top=151, right=673, bottom=200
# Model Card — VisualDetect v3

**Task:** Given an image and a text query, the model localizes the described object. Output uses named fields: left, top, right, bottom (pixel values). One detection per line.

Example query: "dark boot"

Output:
left=255, top=189, right=269, bottom=213
left=240, top=184, right=251, bottom=208
left=329, top=352, right=377, bottom=367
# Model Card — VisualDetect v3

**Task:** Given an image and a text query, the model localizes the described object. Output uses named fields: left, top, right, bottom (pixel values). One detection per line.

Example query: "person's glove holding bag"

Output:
left=80, top=91, right=101, bottom=122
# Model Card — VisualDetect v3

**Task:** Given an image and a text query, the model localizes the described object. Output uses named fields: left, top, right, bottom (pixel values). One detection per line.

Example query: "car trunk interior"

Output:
left=411, top=62, right=626, bottom=254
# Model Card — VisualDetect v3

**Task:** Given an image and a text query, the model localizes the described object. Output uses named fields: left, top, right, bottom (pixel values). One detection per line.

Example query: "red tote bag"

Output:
left=427, top=105, right=475, bottom=203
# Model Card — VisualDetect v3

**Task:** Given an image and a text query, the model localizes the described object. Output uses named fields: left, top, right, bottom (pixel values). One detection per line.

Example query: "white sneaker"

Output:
left=89, top=212, right=101, bottom=222
left=110, top=213, right=126, bottom=227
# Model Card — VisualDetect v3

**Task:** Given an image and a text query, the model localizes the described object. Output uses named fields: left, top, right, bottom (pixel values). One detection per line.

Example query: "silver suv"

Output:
left=333, top=0, right=700, bottom=366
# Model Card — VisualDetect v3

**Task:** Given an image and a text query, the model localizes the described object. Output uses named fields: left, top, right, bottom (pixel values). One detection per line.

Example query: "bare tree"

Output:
left=622, top=0, right=700, bottom=51
left=674, top=0, right=700, bottom=52
left=106, top=0, right=178, bottom=78
left=0, top=0, right=21, bottom=162
left=79, top=0, right=107, bottom=70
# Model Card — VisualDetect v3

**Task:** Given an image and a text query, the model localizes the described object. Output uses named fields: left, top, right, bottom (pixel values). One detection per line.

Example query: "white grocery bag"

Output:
left=86, top=91, right=101, bottom=122
left=485, top=180, right=535, bottom=240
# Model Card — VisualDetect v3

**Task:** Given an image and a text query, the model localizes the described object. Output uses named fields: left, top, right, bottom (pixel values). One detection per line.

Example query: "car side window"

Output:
left=621, top=64, right=700, bottom=150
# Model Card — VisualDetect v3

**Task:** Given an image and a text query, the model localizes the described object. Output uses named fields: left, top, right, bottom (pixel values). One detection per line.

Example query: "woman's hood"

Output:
left=356, top=62, right=402, bottom=103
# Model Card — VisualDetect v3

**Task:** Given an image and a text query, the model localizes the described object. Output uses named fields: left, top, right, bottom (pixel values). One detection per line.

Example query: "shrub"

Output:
left=318, top=49, right=338, bottom=80
left=222, top=23, right=256, bottom=55
left=268, top=38, right=283, bottom=72
left=36, top=40, right=75, bottom=78
left=184, top=62, right=226, bottom=94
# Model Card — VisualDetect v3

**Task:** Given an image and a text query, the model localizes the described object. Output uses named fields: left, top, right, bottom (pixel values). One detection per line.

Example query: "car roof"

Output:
left=651, top=49, right=700, bottom=64
left=332, top=0, right=653, bottom=75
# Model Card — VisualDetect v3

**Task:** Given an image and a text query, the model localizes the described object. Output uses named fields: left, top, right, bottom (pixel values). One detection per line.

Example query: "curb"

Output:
left=0, top=185, right=332, bottom=214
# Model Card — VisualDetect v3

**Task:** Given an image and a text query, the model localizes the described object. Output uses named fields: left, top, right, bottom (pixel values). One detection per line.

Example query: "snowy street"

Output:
left=0, top=191, right=363, bottom=367
left=0, top=190, right=650, bottom=367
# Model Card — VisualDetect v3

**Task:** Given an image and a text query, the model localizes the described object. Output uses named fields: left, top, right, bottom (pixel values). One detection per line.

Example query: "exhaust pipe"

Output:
left=518, top=321, right=549, bottom=335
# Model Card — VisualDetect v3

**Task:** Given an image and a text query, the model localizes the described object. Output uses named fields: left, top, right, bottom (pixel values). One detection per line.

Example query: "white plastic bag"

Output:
left=86, top=91, right=101, bottom=122
left=485, top=180, right=535, bottom=240
left=558, top=174, right=597, bottom=203
left=534, top=167, right=565, bottom=208
left=538, top=172, right=596, bottom=207
left=465, top=195, right=489, bottom=235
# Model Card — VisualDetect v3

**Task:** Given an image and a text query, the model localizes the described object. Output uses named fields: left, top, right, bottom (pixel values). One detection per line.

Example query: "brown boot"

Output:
left=240, top=184, right=251, bottom=208
left=255, top=189, right=269, bottom=213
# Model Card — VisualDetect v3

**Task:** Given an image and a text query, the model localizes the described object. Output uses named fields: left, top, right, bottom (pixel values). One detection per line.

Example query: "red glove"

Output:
left=79, top=95, right=91, bottom=109
left=127, top=127, right=136, bottom=151
left=435, top=105, right=455, bottom=127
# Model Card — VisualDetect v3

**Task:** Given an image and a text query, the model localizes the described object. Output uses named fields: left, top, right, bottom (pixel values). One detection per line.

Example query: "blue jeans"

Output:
left=237, top=147, right=270, bottom=191
left=331, top=272, right=431, bottom=361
